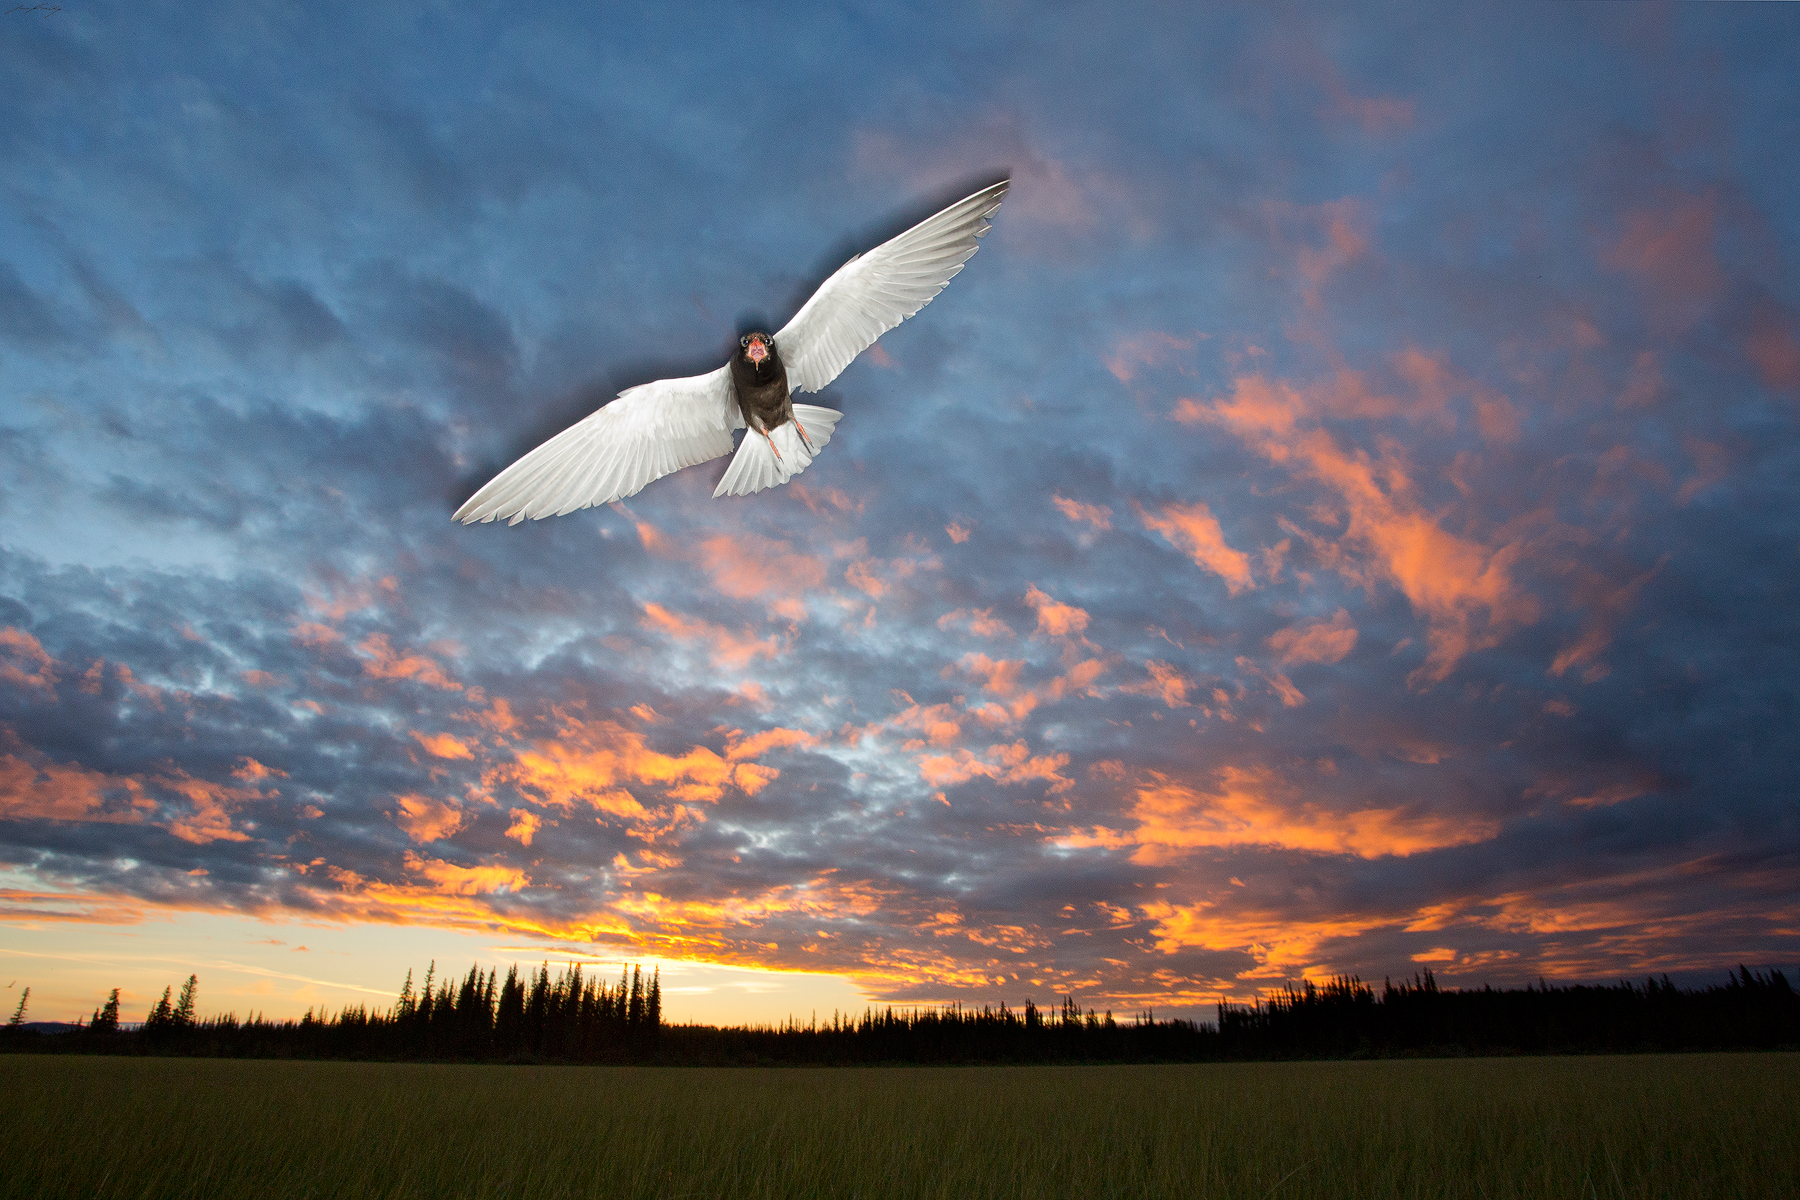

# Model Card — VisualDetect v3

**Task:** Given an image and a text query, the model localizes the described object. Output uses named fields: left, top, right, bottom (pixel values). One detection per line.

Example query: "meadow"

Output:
left=4, top=1052, right=1796, bottom=1199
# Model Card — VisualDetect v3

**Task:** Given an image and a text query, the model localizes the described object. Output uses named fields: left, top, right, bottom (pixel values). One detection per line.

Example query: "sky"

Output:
left=3, top=2, right=1798, bottom=1026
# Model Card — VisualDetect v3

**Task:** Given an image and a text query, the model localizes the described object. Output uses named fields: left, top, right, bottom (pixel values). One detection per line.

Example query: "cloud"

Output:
left=1064, top=765, right=1498, bottom=863
left=357, top=634, right=462, bottom=691
left=641, top=602, right=781, bottom=671
left=1022, top=584, right=1090, bottom=640
left=918, top=740, right=1074, bottom=794
left=1181, top=373, right=1540, bottom=684
left=1103, top=331, right=1202, bottom=384
left=1136, top=501, right=1255, bottom=595
left=1601, top=191, right=1724, bottom=331
left=1267, top=609, right=1357, bottom=665
left=412, top=731, right=474, bottom=760
left=0, top=627, right=58, bottom=694
left=393, top=793, right=466, bottom=844
left=1051, top=494, right=1113, bottom=531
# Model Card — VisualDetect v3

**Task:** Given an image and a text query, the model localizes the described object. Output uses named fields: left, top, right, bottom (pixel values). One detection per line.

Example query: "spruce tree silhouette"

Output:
left=174, top=975, right=197, bottom=1029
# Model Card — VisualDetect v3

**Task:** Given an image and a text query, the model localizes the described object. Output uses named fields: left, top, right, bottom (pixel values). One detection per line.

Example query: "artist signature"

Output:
left=6, top=4, right=64, bottom=15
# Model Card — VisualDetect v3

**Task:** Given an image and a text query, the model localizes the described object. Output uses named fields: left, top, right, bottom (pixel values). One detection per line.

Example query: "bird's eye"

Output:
left=741, top=335, right=750, bottom=346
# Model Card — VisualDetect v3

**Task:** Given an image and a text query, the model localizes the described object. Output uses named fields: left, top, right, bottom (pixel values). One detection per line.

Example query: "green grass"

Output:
left=4, top=1053, right=1795, bottom=1199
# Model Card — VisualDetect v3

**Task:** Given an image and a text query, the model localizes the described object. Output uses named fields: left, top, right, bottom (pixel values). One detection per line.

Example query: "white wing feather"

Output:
left=776, top=180, right=1008, bottom=396
left=453, top=366, right=738, bottom=524
left=713, top=404, right=843, bottom=498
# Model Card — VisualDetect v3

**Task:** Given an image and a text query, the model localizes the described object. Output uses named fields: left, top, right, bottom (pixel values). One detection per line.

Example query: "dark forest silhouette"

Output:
left=3, top=964, right=1794, bottom=1064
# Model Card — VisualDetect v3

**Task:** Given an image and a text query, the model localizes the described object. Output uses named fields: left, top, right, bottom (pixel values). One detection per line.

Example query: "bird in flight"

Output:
left=453, top=179, right=1009, bottom=524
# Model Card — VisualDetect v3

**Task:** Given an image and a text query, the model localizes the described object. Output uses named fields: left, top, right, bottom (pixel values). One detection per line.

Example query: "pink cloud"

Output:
left=1267, top=609, right=1358, bottom=665
left=1051, top=494, right=1113, bottom=530
left=1103, top=331, right=1203, bottom=384
left=1023, top=584, right=1090, bottom=639
left=697, top=534, right=828, bottom=601
left=357, top=634, right=462, bottom=691
left=1136, top=501, right=1254, bottom=595
left=0, top=627, right=58, bottom=695
left=641, top=602, right=781, bottom=671
left=1601, top=192, right=1724, bottom=332
left=1188, top=372, right=1540, bottom=685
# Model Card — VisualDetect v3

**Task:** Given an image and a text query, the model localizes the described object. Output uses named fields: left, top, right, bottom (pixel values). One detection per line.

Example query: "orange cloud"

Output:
left=393, top=793, right=466, bottom=844
left=1267, top=609, right=1358, bottom=665
left=1236, top=656, right=1305, bottom=707
left=884, top=699, right=967, bottom=747
left=231, top=757, right=287, bottom=781
left=1187, top=373, right=1539, bottom=685
left=1023, top=584, right=1090, bottom=639
left=0, top=730, right=279, bottom=844
left=918, top=740, right=1074, bottom=794
left=1136, top=899, right=1392, bottom=975
left=493, top=715, right=792, bottom=842
left=958, top=653, right=1028, bottom=698
left=0, top=627, right=58, bottom=694
left=725, top=727, right=815, bottom=760
left=640, top=602, right=780, bottom=670
left=1119, top=660, right=1193, bottom=708
left=412, top=731, right=475, bottom=760
left=357, top=634, right=462, bottom=691
left=1062, top=765, right=1497, bottom=862
left=1051, top=494, right=1113, bottom=530
left=504, top=808, right=543, bottom=846
left=936, top=608, right=1015, bottom=638
left=0, top=737, right=145, bottom=824
left=159, top=772, right=266, bottom=844
left=402, top=851, right=526, bottom=895
left=1136, top=501, right=1254, bottom=595
left=697, top=534, right=827, bottom=601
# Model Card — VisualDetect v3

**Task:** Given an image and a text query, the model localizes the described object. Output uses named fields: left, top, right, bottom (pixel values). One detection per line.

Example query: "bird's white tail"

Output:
left=713, top=404, right=842, bottom=497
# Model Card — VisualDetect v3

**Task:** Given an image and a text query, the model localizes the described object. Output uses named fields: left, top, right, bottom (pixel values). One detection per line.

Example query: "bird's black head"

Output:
left=739, top=331, right=775, bottom=367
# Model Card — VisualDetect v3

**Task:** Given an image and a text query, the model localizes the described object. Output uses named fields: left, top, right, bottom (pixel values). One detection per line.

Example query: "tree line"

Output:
left=3, top=964, right=1794, bottom=1064
left=4, top=960, right=665, bottom=1064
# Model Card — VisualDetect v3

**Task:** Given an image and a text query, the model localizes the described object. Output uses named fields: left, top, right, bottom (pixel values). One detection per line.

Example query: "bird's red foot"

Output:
left=761, top=428, right=783, bottom=461
left=794, top=418, right=816, bottom=454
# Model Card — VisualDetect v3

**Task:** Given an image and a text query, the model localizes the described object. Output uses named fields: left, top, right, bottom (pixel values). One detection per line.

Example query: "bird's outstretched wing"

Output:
left=453, top=366, right=739, bottom=524
left=713, top=403, right=843, bottom=498
left=776, top=179, right=1008, bottom=396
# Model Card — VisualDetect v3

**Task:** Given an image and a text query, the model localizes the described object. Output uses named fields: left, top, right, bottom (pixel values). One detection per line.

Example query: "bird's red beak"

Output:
left=746, top=337, right=768, bottom=364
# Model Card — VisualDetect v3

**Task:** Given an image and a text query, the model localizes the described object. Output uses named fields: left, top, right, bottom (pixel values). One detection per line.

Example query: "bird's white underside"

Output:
left=453, top=179, right=1008, bottom=525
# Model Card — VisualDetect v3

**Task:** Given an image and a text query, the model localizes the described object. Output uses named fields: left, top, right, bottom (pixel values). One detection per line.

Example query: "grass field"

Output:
left=4, top=1053, right=1795, bottom=1199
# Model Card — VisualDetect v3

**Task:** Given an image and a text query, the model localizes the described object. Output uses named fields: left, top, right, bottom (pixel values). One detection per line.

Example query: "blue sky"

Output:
left=3, top=1, right=1797, bottom=1023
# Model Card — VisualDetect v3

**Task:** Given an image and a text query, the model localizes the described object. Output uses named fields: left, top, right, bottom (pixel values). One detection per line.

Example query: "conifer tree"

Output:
left=628, top=965, right=644, bottom=1026
left=495, top=965, right=523, bottom=1052
left=146, top=986, right=174, bottom=1030
left=647, top=967, right=662, bottom=1030
left=93, top=988, right=121, bottom=1033
left=174, top=975, right=197, bottom=1028
left=7, top=987, right=26, bottom=1027
left=396, top=968, right=415, bottom=1017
